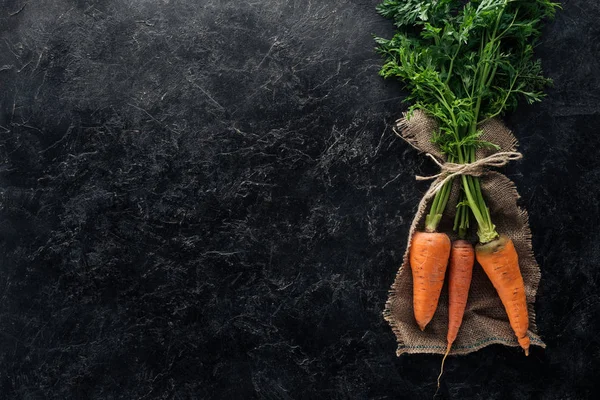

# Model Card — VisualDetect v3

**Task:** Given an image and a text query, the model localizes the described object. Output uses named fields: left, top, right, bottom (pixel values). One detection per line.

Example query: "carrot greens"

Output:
left=375, top=0, right=558, bottom=243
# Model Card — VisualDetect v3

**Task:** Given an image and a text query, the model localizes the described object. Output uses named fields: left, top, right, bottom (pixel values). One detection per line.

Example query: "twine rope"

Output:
left=416, top=151, right=523, bottom=204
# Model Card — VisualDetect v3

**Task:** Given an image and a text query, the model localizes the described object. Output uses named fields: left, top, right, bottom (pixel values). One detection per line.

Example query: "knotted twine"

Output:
left=383, top=110, right=545, bottom=356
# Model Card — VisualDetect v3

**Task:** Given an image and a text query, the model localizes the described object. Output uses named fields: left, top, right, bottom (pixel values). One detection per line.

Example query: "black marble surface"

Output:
left=1, top=0, right=599, bottom=399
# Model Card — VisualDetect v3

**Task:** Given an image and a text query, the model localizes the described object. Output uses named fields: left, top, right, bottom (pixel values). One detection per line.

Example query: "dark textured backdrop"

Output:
left=1, top=0, right=599, bottom=399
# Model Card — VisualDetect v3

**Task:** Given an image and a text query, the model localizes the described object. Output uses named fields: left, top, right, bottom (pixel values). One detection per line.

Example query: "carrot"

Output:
left=476, top=234, right=530, bottom=355
left=447, top=240, right=475, bottom=346
left=409, top=231, right=451, bottom=331
left=437, top=239, right=474, bottom=388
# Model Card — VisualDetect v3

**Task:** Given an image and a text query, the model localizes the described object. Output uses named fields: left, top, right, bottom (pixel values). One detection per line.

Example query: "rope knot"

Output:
left=416, top=151, right=523, bottom=182
left=416, top=151, right=523, bottom=200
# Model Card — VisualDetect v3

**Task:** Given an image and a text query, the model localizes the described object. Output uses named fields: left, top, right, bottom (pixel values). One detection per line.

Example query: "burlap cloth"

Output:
left=384, top=110, right=545, bottom=356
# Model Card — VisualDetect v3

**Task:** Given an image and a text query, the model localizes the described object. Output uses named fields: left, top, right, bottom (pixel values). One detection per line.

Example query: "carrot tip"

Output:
left=436, top=344, right=452, bottom=392
left=418, top=324, right=426, bottom=331
left=518, top=336, right=530, bottom=356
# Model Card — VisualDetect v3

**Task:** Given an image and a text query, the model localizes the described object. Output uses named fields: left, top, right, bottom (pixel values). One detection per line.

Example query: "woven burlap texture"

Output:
left=384, top=110, right=545, bottom=356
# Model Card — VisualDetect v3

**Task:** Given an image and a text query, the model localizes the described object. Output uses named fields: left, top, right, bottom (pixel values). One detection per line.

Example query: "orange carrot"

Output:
left=409, top=231, right=451, bottom=331
left=437, top=239, right=474, bottom=388
left=447, top=240, right=475, bottom=347
left=476, top=234, right=530, bottom=355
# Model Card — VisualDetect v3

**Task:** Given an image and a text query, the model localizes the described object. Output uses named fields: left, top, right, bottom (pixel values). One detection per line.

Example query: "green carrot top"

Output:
left=375, top=0, right=558, bottom=243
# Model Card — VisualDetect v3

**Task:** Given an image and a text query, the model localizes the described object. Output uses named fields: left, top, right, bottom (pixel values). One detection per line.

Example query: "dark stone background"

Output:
left=0, top=0, right=598, bottom=399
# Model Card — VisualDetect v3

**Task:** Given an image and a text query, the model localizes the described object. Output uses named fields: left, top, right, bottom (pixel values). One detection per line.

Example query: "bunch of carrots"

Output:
left=375, top=0, right=558, bottom=364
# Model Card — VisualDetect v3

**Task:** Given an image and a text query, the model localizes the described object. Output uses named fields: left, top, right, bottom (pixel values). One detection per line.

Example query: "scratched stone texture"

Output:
left=0, top=0, right=599, bottom=399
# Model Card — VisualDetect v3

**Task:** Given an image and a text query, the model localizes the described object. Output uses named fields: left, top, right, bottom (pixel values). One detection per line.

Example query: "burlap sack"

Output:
left=384, top=110, right=545, bottom=356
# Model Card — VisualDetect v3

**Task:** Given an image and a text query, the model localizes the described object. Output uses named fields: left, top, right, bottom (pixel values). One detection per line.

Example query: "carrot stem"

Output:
left=425, top=155, right=455, bottom=232
left=462, top=145, right=497, bottom=243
